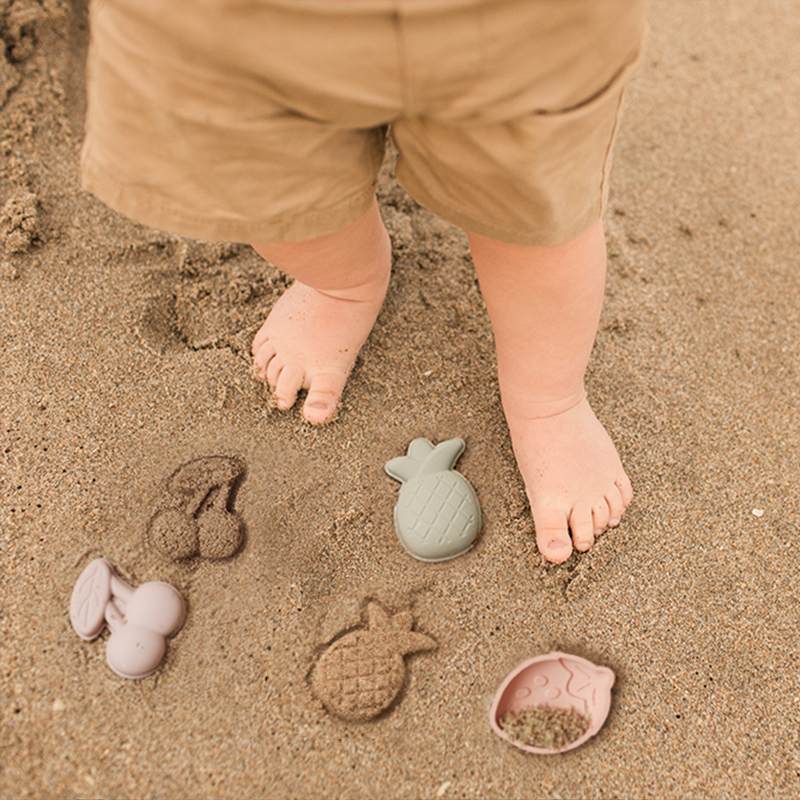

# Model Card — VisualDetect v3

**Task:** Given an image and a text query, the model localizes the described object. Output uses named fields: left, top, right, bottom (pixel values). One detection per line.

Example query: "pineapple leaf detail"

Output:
left=385, top=437, right=465, bottom=482
left=407, top=438, right=435, bottom=460
left=420, top=438, right=465, bottom=475
left=384, top=438, right=435, bottom=482
left=396, top=630, right=438, bottom=656
left=392, top=610, right=414, bottom=631
left=365, top=601, right=391, bottom=629
left=384, top=455, right=417, bottom=482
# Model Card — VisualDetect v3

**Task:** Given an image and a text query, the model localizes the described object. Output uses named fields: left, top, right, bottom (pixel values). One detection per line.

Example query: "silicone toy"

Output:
left=310, top=602, right=437, bottom=722
left=69, top=558, right=186, bottom=680
left=384, top=438, right=481, bottom=562
left=489, top=651, right=615, bottom=754
left=147, top=455, right=245, bottom=561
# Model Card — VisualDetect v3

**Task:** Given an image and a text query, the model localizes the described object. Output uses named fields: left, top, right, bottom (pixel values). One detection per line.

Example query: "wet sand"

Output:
left=1, top=1, right=798, bottom=798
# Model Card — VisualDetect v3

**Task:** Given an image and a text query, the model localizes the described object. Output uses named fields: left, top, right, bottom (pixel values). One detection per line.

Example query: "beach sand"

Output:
left=1, top=1, right=798, bottom=798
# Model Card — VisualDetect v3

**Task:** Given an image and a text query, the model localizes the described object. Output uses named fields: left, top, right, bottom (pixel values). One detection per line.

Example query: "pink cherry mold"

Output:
left=489, top=651, right=615, bottom=755
left=69, top=558, right=186, bottom=680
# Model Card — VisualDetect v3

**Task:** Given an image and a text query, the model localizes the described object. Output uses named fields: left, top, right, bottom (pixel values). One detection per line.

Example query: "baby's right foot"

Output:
left=251, top=259, right=389, bottom=424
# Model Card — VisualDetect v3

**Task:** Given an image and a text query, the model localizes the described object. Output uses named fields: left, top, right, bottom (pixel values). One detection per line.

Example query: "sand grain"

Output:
left=1, top=2, right=798, bottom=798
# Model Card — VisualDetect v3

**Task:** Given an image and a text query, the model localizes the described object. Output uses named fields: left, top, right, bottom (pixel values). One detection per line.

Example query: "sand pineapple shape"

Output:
left=385, top=437, right=482, bottom=561
left=311, top=602, right=437, bottom=722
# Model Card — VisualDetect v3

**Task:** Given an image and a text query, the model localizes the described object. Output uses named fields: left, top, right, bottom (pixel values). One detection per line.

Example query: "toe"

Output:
left=592, top=501, right=610, bottom=536
left=251, top=323, right=270, bottom=356
left=615, top=472, right=634, bottom=508
left=605, top=484, right=625, bottom=527
left=302, top=371, right=347, bottom=424
left=266, top=356, right=284, bottom=391
left=569, top=503, right=595, bottom=552
left=252, top=342, right=276, bottom=381
left=274, top=364, right=305, bottom=410
left=531, top=505, right=573, bottom=564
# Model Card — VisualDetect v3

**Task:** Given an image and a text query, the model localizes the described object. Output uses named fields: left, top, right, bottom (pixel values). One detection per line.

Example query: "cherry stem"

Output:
left=209, top=481, right=233, bottom=511
left=190, top=481, right=234, bottom=516
left=187, top=486, right=212, bottom=516
left=104, top=599, right=125, bottom=632
left=110, top=575, right=134, bottom=603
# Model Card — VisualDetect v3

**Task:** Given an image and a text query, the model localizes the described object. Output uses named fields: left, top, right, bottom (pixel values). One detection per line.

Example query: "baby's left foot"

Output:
left=503, top=394, right=633, bottom=564
left=468, top=219, right=632, bottom=564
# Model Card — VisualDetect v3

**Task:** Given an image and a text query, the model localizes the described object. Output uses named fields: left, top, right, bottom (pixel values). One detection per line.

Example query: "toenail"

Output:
left=608, top=518, right=620, bottom=527
left=549, top=539, right=568, bottom=549
left=309, top=401, right=328, bottom=410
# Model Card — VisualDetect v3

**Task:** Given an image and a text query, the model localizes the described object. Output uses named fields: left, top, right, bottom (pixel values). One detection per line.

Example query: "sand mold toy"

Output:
left=385, top=438, right=481, bottom=562
left=489, top=651, right=615, bottom=754
left=69, top=558, right=186, bottom=680
left=310, top=601, right=436, bottom=722
left=147, top=455, right=246, bottom=561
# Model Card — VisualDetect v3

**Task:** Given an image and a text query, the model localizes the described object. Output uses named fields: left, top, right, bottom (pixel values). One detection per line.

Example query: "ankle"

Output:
left=311, top=237, right=391, bottom=304
left=251, top=198, right=392, bottom=302
left=500, top=381, right=587, bottom=421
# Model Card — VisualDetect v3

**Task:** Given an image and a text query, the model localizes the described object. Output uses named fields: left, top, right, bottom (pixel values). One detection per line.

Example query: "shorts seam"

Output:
left=81, top=155, right=377, bottom=242
left=598, top=87, right=628, bottom=214
left=395, top=162, right=598, bottom=246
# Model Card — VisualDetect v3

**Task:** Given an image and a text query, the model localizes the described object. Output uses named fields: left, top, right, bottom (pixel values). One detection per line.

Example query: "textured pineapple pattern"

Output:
left=311, top=602, right=436, bottom=722
left=385, top=438, right=481, bottom=561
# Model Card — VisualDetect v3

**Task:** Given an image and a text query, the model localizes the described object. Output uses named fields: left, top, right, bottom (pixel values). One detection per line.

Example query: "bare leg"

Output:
left=469, top=220, right=633, bottom=563
left=250, top=196, right=391, bottom=423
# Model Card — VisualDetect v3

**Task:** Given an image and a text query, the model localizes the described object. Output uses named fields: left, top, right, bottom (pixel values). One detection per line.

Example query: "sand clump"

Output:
left=0, top=190, right=38, bottom=278
left=1, top=190, right=38, bottom=255
left=2, top=1, right=800, bottom=798
left=500, top=706, right=591, bottom=751
left=0, top=53, right=19, bottom=106
left=1, top=0, right=47, bottom=63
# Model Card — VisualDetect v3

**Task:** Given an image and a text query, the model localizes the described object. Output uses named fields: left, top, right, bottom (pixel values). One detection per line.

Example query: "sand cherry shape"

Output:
left=69, top=558, right=186, bottom=680
left=147, top=455, right=246, bottom=561
left=489, top=651, right=615, bottom=755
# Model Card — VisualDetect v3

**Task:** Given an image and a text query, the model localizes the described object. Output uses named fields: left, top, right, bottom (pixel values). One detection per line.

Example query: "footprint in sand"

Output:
left=147, top=455, right=247, bottom=561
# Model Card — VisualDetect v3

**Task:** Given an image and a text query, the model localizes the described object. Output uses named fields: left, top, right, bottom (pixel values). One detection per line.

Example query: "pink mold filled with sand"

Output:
left=489, top=651, right=615, bottom=754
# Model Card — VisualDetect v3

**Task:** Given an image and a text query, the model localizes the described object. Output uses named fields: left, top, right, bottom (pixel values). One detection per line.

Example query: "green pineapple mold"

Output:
left=384, top=438, right=482, bottom=562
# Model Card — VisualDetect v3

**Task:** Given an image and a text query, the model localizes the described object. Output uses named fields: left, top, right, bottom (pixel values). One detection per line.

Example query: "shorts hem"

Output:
left=80, top=157, right=378, bottom=243
left=394, top=165, right=603, bottom=247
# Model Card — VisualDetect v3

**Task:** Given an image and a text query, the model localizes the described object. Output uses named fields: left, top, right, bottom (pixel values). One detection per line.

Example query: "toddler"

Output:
left=81, top=0, right=647, bottom=563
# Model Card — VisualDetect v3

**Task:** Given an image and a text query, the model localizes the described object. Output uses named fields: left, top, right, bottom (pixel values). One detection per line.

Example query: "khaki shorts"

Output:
left=80, top=0, right=647, bottom=245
